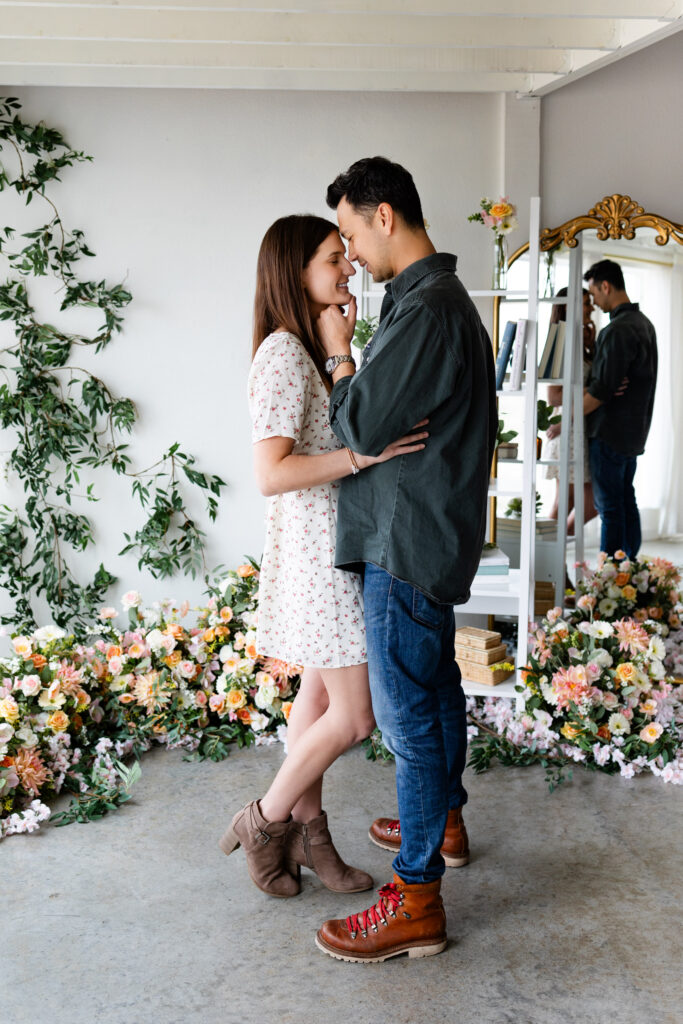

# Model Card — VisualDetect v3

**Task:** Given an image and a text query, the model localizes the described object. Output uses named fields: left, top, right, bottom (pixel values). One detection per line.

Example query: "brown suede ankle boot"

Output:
left=219, top=799, right=300, bottom=898
left=285, top=810, right=373, bottom=893
left=369, top=807, right=469, bottom=867
left=315, top=874, right=447, bottom=963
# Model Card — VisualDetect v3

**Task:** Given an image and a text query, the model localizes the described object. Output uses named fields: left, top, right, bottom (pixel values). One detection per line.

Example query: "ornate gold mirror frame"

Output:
left=492, top=194, right=683, bottom=353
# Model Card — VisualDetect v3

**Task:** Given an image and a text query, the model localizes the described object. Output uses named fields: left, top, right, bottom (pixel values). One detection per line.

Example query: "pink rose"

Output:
left=19, top=675, right=42, bottom=697
left=108, top=656, right=123, bottom=675
left=195, top=691, right=207, bottom=708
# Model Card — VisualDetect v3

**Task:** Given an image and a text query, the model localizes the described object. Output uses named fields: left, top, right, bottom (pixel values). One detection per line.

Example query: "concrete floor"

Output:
left=5, top=742, right=682, bottom=1024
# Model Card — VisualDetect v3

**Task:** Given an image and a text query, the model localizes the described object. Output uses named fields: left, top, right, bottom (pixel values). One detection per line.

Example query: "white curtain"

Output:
left=660, top=251, right=683, bottom=536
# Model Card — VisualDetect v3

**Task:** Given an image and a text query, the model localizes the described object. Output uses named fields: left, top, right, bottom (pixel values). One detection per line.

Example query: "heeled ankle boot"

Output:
left=219, top=799, right=301, bottom=898
left=285, top=810, right=373, bottom=893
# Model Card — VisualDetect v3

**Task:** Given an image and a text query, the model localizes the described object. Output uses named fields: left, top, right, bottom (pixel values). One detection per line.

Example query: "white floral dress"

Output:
left=248, top=331, right=366, bottom=668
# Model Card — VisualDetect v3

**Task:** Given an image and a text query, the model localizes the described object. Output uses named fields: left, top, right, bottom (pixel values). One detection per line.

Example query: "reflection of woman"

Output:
left=219, top=215, right=427, bottom=898
left=545, top=286, right=598, bottom=534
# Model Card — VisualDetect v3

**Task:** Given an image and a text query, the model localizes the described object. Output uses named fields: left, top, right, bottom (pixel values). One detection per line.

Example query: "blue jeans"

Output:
left=362, top=563, right=468, bottom=884
left=588, top=437, right=641, bottom=560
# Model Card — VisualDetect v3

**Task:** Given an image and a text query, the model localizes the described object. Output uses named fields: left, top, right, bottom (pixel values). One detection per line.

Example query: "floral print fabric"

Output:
left=248, top=332, right=366, bottom=668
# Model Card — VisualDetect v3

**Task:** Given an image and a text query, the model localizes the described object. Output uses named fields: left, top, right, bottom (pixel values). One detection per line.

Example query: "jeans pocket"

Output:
left=411, top=588, right=444, bottom=630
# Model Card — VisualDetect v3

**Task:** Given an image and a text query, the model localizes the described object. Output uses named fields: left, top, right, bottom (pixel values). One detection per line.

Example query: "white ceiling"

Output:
left=0, top=1, right=681, bottom=93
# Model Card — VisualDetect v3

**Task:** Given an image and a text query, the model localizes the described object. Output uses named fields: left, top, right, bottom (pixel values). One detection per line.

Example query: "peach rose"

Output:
left=237, top=564, right=256, bottom=578
left=648, top=607, right=662, bottom=620
left=614, top=550, right=627, bottom=560
left=225, top=688, right=247, bottom=710
left=0, top=695, right=20, bottom=723
left=209, top=693, right=226, bottom=715
left=106, top=645, right=122, bottom=660
left=195, top=691, right=208, bottom=708
left=596, top=725, right=611, bottom=741
left=633, top=609, right=648, bottom=622
left=30, top=653, right=47, bottom=670
left=621, top=585, right=637, bottom=601
left=12, top=636, right=33, bottom=659
left=616, top=662, right=637, bottom=683
left=614, top=573, right=630, bottom=587
left=164, top=651, right=182, bottom=668
left=489, top=201, right=513, bottom=219
left=203, top=628, right=216, bottom=644
left=47, top=710, right=69, bottom=733
left=560, top=723, right=581, bottom=740
left=236, top=707, right=252, bottom=723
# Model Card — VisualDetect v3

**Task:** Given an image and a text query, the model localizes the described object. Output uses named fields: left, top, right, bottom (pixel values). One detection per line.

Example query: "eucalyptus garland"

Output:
left=0, top=96, right=224, bottom=632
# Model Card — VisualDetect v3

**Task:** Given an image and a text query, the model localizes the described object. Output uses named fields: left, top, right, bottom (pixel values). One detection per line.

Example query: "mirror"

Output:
left=494, top=195, right=683, bottom=546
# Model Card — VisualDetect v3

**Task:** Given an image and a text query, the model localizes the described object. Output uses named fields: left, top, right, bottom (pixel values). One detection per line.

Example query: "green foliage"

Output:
left=352, top=315, right=378, bottom=351
left=0, top=96, right=225, bottom=631
left=51, top=759, right=142, bottom=827
left=496, top=417, right=518, bottom=447
left=537, top=398, right=561, bottom=433
left=505, top=492, right=542, bottom=518
left=361, top=727, right=394, bottom=762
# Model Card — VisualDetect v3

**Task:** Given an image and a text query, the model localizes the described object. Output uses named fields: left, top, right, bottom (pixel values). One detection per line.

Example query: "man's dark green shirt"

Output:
left=586, top=302, right=657, bottom=457
left=329, top=253, right=497, bottom=605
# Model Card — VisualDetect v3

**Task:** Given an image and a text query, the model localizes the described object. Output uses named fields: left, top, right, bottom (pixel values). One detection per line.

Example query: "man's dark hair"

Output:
left=584, top=259, right=625, bottom=291
left=326, top=156, right=424, bottom=229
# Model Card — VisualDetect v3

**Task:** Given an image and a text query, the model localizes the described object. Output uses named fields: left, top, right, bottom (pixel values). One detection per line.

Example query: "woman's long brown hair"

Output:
left=253, top=214, right=340, bottom=386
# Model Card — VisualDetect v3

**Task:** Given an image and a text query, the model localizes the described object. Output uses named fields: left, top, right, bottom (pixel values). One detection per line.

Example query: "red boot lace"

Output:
left=345, top=883, right=403, bottom=939
left=386, top=819, right=400, bottom=833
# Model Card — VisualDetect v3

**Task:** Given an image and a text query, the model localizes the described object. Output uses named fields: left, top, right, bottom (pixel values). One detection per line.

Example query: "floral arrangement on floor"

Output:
left=0, top=562, right=301, bottom=837
left=468, top=553, right=683, bottom=787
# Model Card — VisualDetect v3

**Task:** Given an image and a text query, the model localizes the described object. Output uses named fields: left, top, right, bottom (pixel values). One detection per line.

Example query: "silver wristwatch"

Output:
left=325, top=353, right=355, bottom=376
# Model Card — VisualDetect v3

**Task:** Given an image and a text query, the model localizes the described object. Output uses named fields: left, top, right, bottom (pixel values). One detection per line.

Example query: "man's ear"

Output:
left=376, top=202, right=394, bottom=235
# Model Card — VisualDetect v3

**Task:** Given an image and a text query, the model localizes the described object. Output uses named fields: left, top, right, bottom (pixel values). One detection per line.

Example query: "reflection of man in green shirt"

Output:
left=312, top=157, right=497, bottom=965
left=583, top=258, right=657, bottom=559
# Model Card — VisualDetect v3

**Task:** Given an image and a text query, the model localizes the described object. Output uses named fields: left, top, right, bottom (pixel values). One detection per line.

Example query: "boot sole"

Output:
left=315, top=933, right=447, bottom=963
left=368, top=830, right=469, bottom=867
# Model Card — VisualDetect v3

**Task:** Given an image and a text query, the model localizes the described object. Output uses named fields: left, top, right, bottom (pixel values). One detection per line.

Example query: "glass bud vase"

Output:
left=492, top=234, right=508, bottom=291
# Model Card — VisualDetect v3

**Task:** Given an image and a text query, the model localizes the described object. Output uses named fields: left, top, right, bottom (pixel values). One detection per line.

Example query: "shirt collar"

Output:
left=385, top=252, right=457, bottom=302
left=610, top=302, right=639, bottom=320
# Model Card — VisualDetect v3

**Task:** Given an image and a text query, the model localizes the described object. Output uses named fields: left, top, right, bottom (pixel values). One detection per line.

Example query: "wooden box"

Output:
left=455, top=626, right=501, bottom=650
left=458, top=659, right=515, bottom=686
left=455, top=642, right=508, bottom=665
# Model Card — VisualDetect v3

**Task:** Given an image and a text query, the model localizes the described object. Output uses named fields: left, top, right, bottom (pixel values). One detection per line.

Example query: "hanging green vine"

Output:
left=0, top=96, right=225, bottom=633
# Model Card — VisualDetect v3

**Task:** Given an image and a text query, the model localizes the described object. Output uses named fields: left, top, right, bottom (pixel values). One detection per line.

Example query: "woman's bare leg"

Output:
left=259, top=662, right=375, bottom=824
left=285, top=668, right=328, bottom=823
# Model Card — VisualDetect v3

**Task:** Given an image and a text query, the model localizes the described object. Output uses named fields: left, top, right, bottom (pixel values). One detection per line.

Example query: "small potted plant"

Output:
left=496, top=417, right=518, bottom=460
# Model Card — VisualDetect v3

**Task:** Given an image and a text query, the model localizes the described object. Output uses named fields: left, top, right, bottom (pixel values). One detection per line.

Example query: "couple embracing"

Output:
left=220, top=156, right=497, bottom=963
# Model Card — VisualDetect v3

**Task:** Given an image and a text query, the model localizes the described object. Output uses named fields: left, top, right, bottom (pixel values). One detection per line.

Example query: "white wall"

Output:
left=541, top=31, right=683, bottom=227
left=1, top=86, right=539, bottom=619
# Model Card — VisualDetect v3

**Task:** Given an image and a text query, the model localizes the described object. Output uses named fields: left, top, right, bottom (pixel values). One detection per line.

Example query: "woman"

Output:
left=219, top=215, right=427, bottom=897
left=545, top=286, right=598, bottom=533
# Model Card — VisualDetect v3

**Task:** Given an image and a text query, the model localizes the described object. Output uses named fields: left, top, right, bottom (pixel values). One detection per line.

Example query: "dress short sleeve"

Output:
left=248, top=333, right=311, bottom=444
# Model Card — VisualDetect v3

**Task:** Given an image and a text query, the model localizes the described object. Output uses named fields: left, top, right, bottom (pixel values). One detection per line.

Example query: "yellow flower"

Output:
left=47, top=710, right=69, bottom=733
left=0, top=695, right=19, bottom=723
left=621, top=585, right=637, bottom=600
left=560, top=723, right=581, bottom=740
left=225, top=688, right=246, bottom=710
left=490, top=202, right=513, bottom=219
left=616, top=662, right=637, bottom=683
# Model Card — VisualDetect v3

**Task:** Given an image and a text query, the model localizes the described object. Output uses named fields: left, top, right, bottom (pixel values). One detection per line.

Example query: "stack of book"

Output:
left=473, top=545, right=510, bottom=586
left=454, top=627, right=514, bottom=686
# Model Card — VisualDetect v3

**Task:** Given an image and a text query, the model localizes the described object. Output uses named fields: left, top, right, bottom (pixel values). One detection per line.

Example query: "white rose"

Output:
left=19, top=675, right=42, bottom=697
left=121, top=590, right=142, bottom=610
left=606, top=584, right=622, bottom=600
left=0, top=722, right=14, bottom=744
left=15, top=724, right=38, bottom=747
left=255, top=684, right=279, bottom=710
left=33, top=625, right=66, bottom=645
left=146, top=629, right=167, bottom=653
left=593, top=648, right=613, bottom=669
left=249, top=712, right=269, bottom=732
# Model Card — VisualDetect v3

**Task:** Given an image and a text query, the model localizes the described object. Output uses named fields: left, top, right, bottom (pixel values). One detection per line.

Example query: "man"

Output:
left=313, top=156, right=497, bottom=963
left=583, top=259, right=657, bottom=560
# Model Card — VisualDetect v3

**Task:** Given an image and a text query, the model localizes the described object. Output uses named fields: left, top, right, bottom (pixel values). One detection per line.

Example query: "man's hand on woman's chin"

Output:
left=317, top=294, right=357, bottom=355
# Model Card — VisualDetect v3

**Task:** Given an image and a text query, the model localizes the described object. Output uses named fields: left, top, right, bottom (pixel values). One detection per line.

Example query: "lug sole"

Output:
left=368, top=830, right=469, bottom=867
left=315, top=933, right=447, bottom=964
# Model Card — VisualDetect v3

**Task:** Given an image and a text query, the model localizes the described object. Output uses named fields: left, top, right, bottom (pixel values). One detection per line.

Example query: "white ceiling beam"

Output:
left=0, top=0, right=680, bottom=16
left=0, top=38, right=606, bottom=73
left=0, top=10, right=652, bottom=50
left=0, top=62, right=544, bottom=91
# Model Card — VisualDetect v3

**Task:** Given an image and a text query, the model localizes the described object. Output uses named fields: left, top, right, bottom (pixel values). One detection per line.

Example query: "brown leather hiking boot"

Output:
left=315, top=874, right=447, bottom=963
left=219, top=799, right=300, bottom=898
left=285, top=810, right=373, bottom=893
left=369, top=807, right=470, bottom=868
